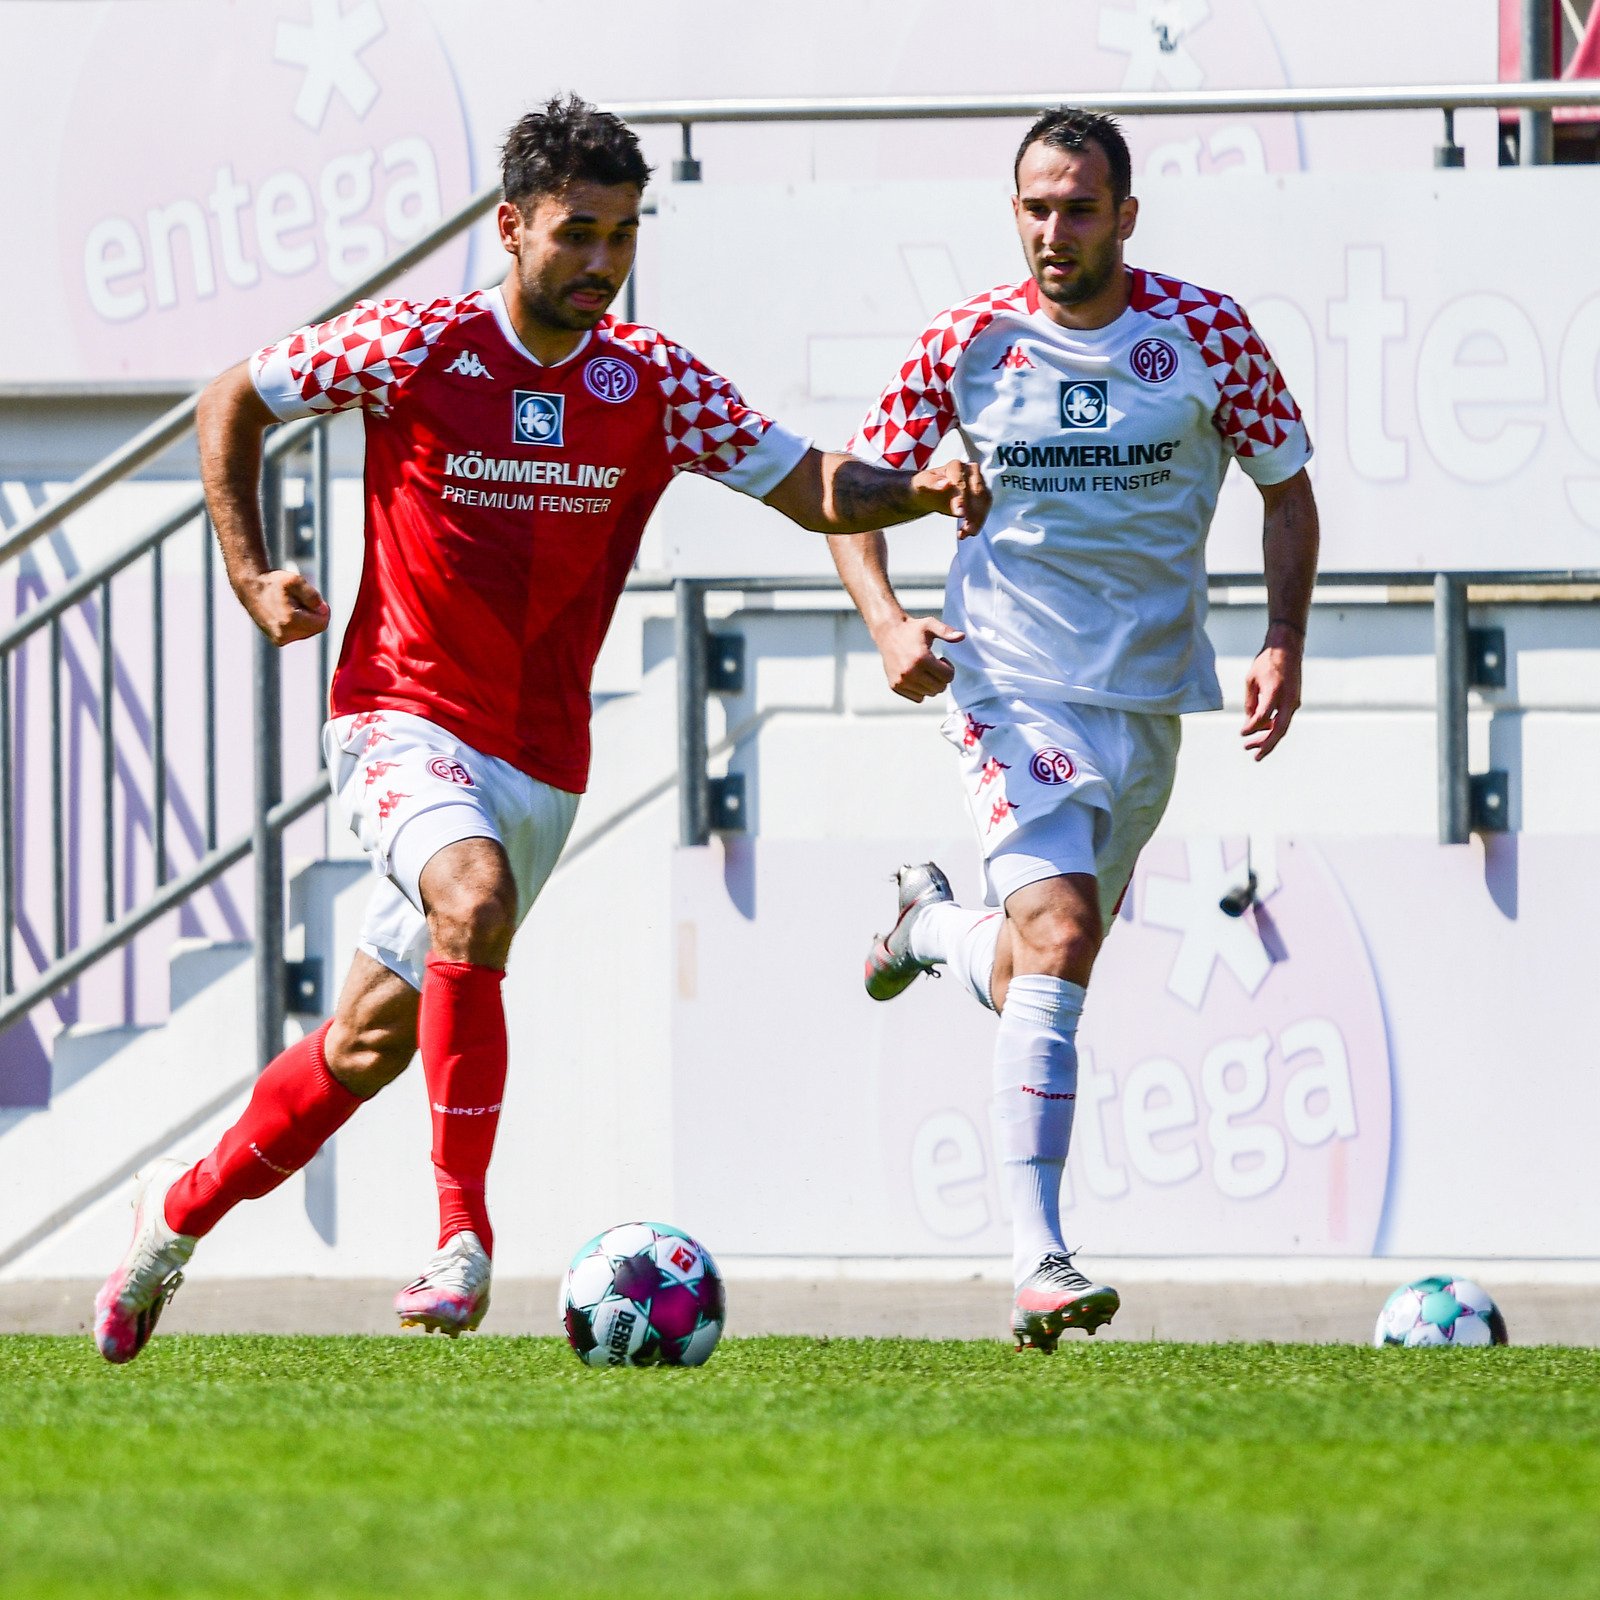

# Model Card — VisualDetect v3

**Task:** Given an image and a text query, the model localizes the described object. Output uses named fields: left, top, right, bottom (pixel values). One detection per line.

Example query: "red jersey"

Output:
left=252, top=287, right=808, bottom=792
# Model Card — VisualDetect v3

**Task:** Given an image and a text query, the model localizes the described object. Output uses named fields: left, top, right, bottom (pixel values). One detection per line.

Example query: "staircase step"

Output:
left=170, top=938, right=251, bottom=1011
left=51, top=1023, right=158, bottom=1096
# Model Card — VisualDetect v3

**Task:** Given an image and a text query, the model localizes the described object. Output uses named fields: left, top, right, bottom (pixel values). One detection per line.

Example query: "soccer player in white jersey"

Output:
left=91, top=96, right=987, bottom=1364
left=832, top=108, right=1320, bottom=1351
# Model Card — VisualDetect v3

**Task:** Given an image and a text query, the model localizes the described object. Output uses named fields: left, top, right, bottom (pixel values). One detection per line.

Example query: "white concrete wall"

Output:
left=5, top=586, right=1598, bottom=1280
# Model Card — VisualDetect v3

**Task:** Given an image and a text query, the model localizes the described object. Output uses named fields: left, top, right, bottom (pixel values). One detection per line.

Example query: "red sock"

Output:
left=419, top=955, right=507, bottom=1256
left=164, top=1021, right=361, bottom=1238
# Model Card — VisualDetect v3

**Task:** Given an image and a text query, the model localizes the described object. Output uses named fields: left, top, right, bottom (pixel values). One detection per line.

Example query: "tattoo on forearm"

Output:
left=831, top=459, right=915, bottom=528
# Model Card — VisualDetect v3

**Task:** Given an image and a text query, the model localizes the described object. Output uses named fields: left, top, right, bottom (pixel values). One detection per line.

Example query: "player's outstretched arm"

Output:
left=1242, top=467, right=1319, bottom=761
left=826, top=529, right=965, bottom=704
left=763, top=448, right=989, bottom=538
left=196, top=361, right=331, bottom=648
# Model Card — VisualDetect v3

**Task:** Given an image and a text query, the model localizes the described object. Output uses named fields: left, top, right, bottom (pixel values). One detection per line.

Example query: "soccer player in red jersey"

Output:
left=93, top=95, right=988, bottom=1362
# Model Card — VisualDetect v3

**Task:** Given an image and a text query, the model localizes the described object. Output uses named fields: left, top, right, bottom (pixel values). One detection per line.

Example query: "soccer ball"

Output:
left=560, top=1221, right=725, bottom=1368
left=1373, top=1275, right=1509, bottom=1348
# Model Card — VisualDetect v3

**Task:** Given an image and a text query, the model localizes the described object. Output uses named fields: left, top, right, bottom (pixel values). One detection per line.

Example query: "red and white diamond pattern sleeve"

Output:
left=849, top=285, right=1026, bottom=469
left=602, top=322, right=811, bottom=497
left=1129, top=270, right=1312, bottom=486
left=250, top=295, right=468, bottom=422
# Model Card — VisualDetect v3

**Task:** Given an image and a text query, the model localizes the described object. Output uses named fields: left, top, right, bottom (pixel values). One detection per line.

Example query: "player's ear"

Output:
left=496, top=200, right=523, bottom=257
left=1117, top=195, right=1139, bottom=243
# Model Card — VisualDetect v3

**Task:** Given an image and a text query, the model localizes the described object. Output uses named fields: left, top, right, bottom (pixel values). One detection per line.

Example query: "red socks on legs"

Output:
left=417, top=955, right=507, bottom=1256
left=163, top=958, right=508, bottom=1254
left=164, top=1021, right=361, bottom=1238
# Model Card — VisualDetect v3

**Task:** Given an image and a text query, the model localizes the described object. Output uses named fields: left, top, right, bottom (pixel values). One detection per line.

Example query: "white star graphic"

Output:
left=1141, top=836, right=1277, bottom=1010
left=275, top=0, right=386, bottom=132
left=1097, top=0, right=1212, bottom=92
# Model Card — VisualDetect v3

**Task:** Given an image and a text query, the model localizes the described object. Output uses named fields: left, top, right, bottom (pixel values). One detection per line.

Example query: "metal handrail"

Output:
left=0, top=417, right=318, bottom=657
left=0, top=776, right=326, bottom=1037
left=0, top=193, right=501, bottom=569
left=608, top=81, right=1600, bottom=123
left=2, top=78, right=1592, bottom=573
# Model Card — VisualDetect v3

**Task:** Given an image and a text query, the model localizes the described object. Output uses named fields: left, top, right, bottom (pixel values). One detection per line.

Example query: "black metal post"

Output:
left=1522, top=0, right=1555, bottom=164
left=1435, top=573, right=1470, bottom=844
left=255, top=460, right=286, bottom=1069
left=675, top=579, right=709, bottom=847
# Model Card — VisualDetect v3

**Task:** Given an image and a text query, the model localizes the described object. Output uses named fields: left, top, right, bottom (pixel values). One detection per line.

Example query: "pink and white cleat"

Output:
left=93, top=1158, right=197, bottom=1365
left=395, top=1230, right=492, bottom=1336
left=1011, top=1251, right=1120, bottom=1353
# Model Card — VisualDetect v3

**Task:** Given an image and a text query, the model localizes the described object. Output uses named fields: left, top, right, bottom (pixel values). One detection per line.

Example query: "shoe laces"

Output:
left=411, top=1235, right=489, bottom=1297
left=1033, top=1251, right=1094, bottom=1294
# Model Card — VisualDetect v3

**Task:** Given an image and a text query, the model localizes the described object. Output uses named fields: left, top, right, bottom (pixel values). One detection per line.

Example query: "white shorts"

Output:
left=323, top=709, right=580, bottom=990
left=942, top=696, right=1180, bottom=924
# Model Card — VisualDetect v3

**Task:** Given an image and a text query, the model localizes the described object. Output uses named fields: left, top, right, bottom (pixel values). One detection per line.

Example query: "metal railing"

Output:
left=3, top=79, right=1596, bottom=1071
left=665, top=570, right=1600, bottom=854
left=0, top=425, right=333, bottom=1043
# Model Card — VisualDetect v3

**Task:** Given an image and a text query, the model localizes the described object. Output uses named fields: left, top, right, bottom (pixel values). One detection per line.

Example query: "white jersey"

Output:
left=851, top=269, right=1312, bottom=713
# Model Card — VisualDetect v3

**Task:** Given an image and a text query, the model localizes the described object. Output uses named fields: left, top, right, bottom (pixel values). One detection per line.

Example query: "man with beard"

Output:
left=93, top=94, right=988, bottom=1362
left=833, top=108, right=1319, bottom=1350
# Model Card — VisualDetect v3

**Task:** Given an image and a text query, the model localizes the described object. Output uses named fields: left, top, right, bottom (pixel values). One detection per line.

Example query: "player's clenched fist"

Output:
left=910, top=459, right=991, bottom=538
left=242, top=569, right=331, bottom=646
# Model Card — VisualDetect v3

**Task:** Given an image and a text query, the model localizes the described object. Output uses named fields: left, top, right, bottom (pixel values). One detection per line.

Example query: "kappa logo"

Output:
left=992, top=343, right=1034, bottom=371
left=959, top=713, right=994, bottom=751
left=1130, top=337, right=1179, bottom=385
left=444, top=350, right=493, bottom=380
left=583, top=355, right=639, bottom=403
left=513, top=390, right=565, bottom=447
left=1059, top=380, right=1109, bottom=431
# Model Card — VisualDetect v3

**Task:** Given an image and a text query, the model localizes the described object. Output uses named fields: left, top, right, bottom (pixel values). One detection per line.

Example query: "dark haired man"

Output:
left=92, top=95, right=987, bottom=1363
left=835, top=108, right=1319, bottom=1350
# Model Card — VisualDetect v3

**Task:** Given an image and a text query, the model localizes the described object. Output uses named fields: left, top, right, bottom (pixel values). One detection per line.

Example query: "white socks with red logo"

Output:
left=991, top=973, right=1085, bottom=1287
left=909, top=903, right=1004, bottom=1011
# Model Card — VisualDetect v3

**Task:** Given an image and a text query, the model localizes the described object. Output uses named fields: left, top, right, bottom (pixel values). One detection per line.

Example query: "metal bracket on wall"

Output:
left=1469, top=771, right=1510, bottom=832
left=707, top=633, right=746, bottom=694
left=285, top=500, right=317, bottom=562
left=284, top=957, right=324, bottom=1016
left=1468, top=626, right=1506, bottom=689
left=708, top=772, right=747, bottom=833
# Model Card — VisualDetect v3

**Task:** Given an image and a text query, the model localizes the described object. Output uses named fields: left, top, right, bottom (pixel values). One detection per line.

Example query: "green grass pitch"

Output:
left=1, top=1336, right=1597, bottom=1598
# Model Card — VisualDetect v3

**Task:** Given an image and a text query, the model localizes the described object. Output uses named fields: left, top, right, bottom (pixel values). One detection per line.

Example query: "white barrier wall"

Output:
left=7, top=591, right=1599, bottom=1280
left=672, top=833, right=1600, bottom=1262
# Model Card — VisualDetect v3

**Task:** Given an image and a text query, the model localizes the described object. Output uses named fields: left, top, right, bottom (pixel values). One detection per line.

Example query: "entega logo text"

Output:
left=994, top=440, right=1180, bottom=469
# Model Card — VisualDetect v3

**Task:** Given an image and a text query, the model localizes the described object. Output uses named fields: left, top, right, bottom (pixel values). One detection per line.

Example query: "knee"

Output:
left=1009, top=902, right=1101, bottom=979
left=425, top=876, right=518, bottom=966
left=324, top=1014, right=415, bottom=1098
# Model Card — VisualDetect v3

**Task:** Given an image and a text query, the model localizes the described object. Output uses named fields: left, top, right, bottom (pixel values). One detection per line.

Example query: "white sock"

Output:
left=990, top=973, right=1085, bottom=1287
left=910, top=903, right=1004, bottom=1011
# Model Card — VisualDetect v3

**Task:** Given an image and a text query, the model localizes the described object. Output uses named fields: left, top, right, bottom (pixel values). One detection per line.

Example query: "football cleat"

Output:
left=864, top=862, right=954, bottom=1001
left=93, top=1158, right=197, bottom=1365
left=395, top=1230, right=492, bottom=1336
left=1011, top=1251, right=1120, bottom=1352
